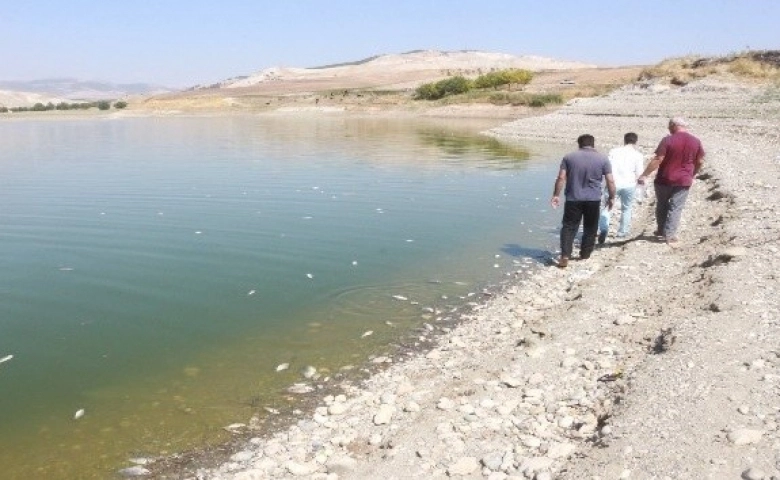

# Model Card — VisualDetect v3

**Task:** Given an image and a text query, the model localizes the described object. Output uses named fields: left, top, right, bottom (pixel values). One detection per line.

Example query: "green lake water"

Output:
left=0, top=114, right=567, bottom=478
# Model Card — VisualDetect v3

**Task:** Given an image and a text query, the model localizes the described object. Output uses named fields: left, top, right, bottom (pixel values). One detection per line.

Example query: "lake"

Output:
left=0, top=113, right=566, bottom=478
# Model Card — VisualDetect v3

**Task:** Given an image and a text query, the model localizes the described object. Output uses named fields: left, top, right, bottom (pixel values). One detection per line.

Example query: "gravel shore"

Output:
left=145, top=78, right=780, bottom=480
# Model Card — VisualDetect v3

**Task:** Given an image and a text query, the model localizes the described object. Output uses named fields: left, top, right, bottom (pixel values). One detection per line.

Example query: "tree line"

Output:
left=0, top=100, right=128, bottom=113
left=415, top=68, right=534, bottom=100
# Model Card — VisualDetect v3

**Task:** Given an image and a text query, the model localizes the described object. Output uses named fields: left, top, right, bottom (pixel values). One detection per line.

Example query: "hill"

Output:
left=0, top=78, right=171, bottom=107
left=142, top=49, right=632, bottom=113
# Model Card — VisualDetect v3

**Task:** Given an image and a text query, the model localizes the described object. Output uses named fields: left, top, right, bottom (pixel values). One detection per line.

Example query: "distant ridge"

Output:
left=196, top=50, right=596, bottom=91
left=0, top=78, right=172, bottom=104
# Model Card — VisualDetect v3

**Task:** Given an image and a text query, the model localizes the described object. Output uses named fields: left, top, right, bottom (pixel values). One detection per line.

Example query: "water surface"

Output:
left=0, top=114, right=567, bottom=478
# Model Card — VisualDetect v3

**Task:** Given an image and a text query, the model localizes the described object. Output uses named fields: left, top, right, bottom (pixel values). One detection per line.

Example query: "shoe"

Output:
left=666, top=238, right=680, bottom=249
left=557, top=256, right=569, bottom=268
left=598, top=231, right=607, bottom=244
left=580, top=253, right=591, bottom=260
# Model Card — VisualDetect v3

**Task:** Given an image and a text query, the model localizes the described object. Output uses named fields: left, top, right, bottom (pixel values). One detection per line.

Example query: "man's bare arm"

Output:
left=551, top=169, right=566, bottom=208
left=638, top=155, right=664, bottom=184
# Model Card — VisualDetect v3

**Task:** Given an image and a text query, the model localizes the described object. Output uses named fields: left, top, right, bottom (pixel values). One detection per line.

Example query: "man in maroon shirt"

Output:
left=638, top=117, right=705, bottom=247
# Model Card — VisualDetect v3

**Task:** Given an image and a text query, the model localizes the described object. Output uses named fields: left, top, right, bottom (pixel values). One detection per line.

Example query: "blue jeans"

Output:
left=599, top=187, right=636, bottom=237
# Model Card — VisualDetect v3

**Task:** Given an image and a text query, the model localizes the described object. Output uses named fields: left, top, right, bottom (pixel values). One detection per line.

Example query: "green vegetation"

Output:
left=415, top=69, right=534, bottom=100
left=414, top=75, right=472, bottom=100
left=3, top=100, right=129, bottom=113
left=486, top=92, right=563, bottom=107
left=473, top=69, right=533, bottom=90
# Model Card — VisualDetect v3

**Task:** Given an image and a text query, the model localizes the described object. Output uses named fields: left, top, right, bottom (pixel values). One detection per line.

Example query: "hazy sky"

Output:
left=2, top=0, right=777, bottom=87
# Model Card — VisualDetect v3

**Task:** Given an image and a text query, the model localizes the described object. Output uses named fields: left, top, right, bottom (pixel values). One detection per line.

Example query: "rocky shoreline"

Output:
left=140, top=78, right=779, bottom=480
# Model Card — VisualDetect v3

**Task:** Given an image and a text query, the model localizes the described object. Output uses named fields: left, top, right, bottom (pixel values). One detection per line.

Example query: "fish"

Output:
left=247, top=290, right=256, bottom=296
left=391, top=295, right=408, bottom=301
left=275, top=363, right=289, bottom=372
left=306, top=273, right=314, bottom=279
left=361, top=330, right=373, bottom=338
left=74, top=409, right=85, bottom=420
left=0, top=354, right=13, bottom=364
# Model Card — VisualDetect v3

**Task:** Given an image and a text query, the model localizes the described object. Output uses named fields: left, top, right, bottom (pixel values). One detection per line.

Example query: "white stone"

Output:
left=519, top=457, right=553, bottom=475
left=230, top=451, right=255, bottom=463
left=404, top=401, right=421, bottom=412
left=447, top=457, right=480, bottom=476
left=547, top=442, right=576, bottom=459
left=500, top=374, right=523, bottom=388
left=521, top=435, right=542, bottom=448
left=437, top=397, right=455, bottom=410
left=286, top=461, right=316, bottom=476
left=558, top=416, right=574, bottom=429
left=326, top=455, right=357, bottom=475
left=328, top=403, right=348, bottom=415
left=373, top=404, right=395, bottom=425
left=741, top=467, right=767, bottom=480
left=727, top=429, right=764, bottom=445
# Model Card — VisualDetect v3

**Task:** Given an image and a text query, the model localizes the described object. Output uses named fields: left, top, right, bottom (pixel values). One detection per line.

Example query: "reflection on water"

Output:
left=418, top=128, right=531, bottom=163
left=0, top=114, right=566, bottom=479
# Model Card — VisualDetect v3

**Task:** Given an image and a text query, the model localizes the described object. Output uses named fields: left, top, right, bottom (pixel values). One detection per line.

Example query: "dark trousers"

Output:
left=560, top=200, right=601, bottom=258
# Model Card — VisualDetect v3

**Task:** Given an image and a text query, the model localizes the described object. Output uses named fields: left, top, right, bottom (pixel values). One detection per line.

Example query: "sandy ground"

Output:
left=126, top=78, right=780, bottom=480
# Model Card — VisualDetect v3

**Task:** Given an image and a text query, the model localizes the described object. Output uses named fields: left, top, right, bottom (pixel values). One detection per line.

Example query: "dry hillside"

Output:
left=139, top=50, right=640, bottom=113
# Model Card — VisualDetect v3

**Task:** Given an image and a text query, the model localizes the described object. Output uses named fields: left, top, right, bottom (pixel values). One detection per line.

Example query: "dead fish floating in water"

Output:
left=361, top=330, right=373, bottom=338
left=391, top=295, right=408, bottom=301
left=74, top=409, right=85, bottom=420
left=0, top=354, right=13, bottom=365
left=301, top=366, right=317, bottom=379
left=287, top=383, right=314, bottom=394
left=275, top=363, right=289, bottom=372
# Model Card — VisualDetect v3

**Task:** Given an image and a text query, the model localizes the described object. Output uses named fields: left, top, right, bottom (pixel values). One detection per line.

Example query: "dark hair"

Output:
left=577, top=134, right=595, bottom=148
left=624, top=132, right=638, bottom=144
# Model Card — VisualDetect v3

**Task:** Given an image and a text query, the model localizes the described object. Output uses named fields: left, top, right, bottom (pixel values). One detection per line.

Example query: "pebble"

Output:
left=286, top=461, right=316, bottom=476
left=373, top=404, right=395, bottom=425
left=741, top=467, right=766, bottom=480
left=481, top=452, right=504, bottom=471
left=500, top=374, right=523, bottom=388
left=326, top=455, right=357, bottom=475
left=447, top=456, right=480, bottom=476
left=328, top=403, right=348, bottom=415
left=437, top=397, right=455, bottom=410
left=727, top=428, right=764, bottom=445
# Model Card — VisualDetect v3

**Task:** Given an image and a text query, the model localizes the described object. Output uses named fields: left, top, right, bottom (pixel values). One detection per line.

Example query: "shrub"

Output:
left=114, top=101, right=128, bottom=109
left=415, top=82, right=442, bottom=100
left=474, top=69, right=533, bottom=90
left=97, top=101, right=111, bottom=110
left=415, top=76, right=473, bottom=100
left=437, top=76, right=472, bottom=96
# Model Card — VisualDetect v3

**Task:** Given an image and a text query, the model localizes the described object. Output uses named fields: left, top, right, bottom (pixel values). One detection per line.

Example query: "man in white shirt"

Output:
left=598, top=132, right=644, bottom=242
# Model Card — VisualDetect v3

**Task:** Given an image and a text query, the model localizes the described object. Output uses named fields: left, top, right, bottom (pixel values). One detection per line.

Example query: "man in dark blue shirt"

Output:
left=551, top=134, right=616, bottom=268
